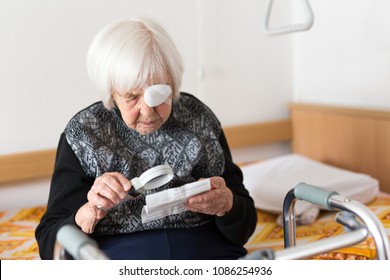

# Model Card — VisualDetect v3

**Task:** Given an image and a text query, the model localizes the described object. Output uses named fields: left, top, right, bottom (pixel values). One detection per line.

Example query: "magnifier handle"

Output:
left=127, top=165, right=174, bottom=197
left=96, top=178, right=140, bottom=209
left=131, top=177, right=144, bottom=191
left=125, top=177, right=144, bottom=199
left=126, top=189, right=141, bottom=200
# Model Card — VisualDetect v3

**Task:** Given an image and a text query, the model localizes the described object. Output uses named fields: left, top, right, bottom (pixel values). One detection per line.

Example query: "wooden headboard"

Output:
left=1, top=102, right=389, bottom=193
left=290, top=103, right=390, bottom=194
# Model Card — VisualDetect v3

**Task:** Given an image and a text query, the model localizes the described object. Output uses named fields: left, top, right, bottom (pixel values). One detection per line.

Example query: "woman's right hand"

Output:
left=75, top=172, right=132, bottom=233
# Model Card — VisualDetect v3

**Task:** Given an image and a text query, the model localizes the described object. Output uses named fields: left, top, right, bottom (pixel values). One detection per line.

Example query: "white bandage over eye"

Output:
left=144, top=84, right=172, bottom=107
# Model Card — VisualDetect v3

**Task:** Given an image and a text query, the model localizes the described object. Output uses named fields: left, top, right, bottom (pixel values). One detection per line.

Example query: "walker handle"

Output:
left=294, top=182, right=338, bottom=210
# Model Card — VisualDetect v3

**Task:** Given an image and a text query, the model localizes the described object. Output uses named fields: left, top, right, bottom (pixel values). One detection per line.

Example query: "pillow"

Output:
left=241, top=154, right=379, bottom=218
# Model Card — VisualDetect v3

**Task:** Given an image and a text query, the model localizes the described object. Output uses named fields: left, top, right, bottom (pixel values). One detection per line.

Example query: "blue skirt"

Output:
left=94, top=222, right=247, bottom=260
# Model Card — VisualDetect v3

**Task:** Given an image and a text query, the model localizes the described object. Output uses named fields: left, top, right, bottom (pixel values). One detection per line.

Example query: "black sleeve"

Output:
left=35, top=133, right=95, bottom=259
left=215, top=130, right=258, bottom=246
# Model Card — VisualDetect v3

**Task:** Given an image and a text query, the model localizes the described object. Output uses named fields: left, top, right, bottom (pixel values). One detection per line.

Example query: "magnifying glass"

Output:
left=129, top=164, right=174, bottom=195
left=97, top=165, right=174, bottom=210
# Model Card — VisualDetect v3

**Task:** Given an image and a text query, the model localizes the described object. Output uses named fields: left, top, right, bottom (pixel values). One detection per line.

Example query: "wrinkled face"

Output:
left=113, top=82, right=173, bottom=134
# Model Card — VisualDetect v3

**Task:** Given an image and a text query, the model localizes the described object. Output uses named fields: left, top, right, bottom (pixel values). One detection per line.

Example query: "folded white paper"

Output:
left=141, top=179, right=211, bottom=223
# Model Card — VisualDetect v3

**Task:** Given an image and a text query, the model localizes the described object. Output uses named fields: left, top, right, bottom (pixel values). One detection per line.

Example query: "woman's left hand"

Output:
left=185, top=176, right=233, bottom=216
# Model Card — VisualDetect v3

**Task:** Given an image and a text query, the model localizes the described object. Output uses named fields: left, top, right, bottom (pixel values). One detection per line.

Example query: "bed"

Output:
left=1, top=102, right=389, bottom=260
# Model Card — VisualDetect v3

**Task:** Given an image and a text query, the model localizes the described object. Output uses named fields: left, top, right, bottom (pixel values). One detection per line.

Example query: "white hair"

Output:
left=87, top=18, right=184, bottom=109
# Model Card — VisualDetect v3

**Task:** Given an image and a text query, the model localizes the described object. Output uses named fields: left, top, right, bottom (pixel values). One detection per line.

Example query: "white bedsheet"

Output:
left=242, top=154, right=379, bottom=222
left=0, top=178, right=50, bottom=210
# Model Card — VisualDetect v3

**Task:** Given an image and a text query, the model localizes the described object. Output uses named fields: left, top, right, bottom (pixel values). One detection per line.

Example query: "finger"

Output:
left=186, top=202, right=224, bottom=216
left=110, top=172, right=132, bottom=192
left=98, top=173, right=131, bottom=201
left=186, top=184, right=233, bottom=215
left=185, top=203, right=213, bottom=215
left=186, top=193, right=217, bottom=212
left=93, top=180, right=122, bottom=205
left=187, top=192, right=208, bottom=204
left=89, top=174, right=127, bottom=208
left=96, top=205, right=110, bottom=211
left=209, top=176, right=225, bottom=190
left=87, top=190, right=115, bottom=211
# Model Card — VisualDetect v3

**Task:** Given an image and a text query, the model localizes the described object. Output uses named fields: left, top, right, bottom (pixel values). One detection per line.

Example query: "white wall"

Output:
left=4, top=1, right=390, bottom=207
left=3, top=0, right=389, bottom=154
left=2, top=1, right=388, bottom=157
left=0, top=0, right=293, bottom=156
left=196, top=0, right=293, bottom=126
left=0, top=0, right=199, bottom=155
left=293, top=0, right=390, bottom=109
left=0, top=0, right=294, bottom=208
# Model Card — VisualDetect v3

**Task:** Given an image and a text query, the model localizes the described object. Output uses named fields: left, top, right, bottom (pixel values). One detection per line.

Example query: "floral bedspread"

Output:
left=0, top=206, right=46, bottom=260
left=0, top=193, right=389, bottom=260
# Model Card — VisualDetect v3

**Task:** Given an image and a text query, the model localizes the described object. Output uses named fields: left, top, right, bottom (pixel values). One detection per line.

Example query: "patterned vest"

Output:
left=65, top=93, right=225, bottom=235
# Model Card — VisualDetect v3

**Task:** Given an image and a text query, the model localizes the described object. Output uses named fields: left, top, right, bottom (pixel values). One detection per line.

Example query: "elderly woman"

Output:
left=35, top=18, right=257, bottom=260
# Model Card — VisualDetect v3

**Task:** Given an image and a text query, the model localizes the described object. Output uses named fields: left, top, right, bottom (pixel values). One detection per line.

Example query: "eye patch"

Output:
left=144, top=84, right=172, bottom=107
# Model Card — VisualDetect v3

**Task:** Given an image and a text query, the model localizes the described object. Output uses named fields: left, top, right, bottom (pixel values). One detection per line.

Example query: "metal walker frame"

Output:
left=244, top=182, right=390, bottom=260
left=55, top=182, right=390, bottom=260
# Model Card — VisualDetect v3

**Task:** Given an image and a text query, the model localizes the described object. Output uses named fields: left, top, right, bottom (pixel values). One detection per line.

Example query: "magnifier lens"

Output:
left=142, top=165, right=174, bottom=190
left=147, top=175, right=166, bottom=184
left=128, top=165, right=174, bottom=195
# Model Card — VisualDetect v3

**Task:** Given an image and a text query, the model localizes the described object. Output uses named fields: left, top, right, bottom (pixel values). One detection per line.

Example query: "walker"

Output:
left=54, top=182, right=390, bottom=260
left=243, top=182, right=390, bottom=260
